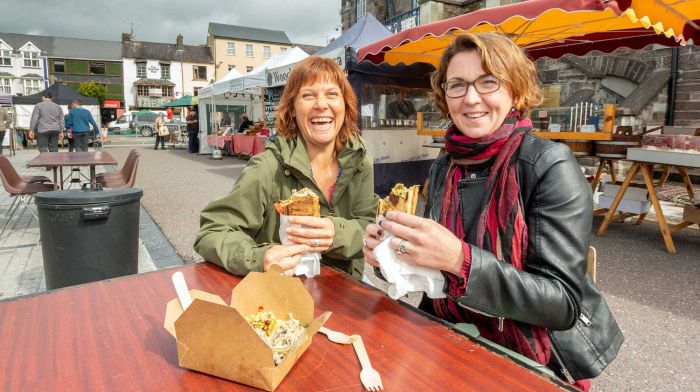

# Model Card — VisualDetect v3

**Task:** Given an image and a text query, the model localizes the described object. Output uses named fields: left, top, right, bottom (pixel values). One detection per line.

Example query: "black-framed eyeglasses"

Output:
left=441, top=75, right=501, bottom=98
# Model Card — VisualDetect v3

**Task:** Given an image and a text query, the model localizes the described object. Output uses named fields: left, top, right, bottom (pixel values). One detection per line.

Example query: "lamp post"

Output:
left=177, top=48, right=185, bottom=99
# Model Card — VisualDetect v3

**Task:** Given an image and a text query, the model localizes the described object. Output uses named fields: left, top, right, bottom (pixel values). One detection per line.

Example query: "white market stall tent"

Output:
left=196, top=48, right=308, bottom=154
left=12, top=83, right=100, bottom=131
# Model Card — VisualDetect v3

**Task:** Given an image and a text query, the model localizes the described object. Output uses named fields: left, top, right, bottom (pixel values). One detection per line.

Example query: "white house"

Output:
left=0, top=33, right=49, bottom=96
left=122, top=33, right=213, bottom=111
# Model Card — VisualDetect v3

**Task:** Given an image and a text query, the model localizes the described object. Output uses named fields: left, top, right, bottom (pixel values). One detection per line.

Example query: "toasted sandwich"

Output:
left=274, top=188, right=320, bottom=217
left=377, top=183, right=420, bottom=216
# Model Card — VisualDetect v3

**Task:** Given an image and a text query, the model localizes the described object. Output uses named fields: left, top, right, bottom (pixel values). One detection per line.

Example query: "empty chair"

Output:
left=96, top=149, right=140, bottom=182
left=0, top=156, right=55, bottom=238
left=96, top=153, right=140, bottom=188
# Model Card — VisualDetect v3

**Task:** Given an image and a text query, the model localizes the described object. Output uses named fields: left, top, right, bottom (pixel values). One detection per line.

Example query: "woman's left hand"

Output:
left=286, top=216, right=335, bottom=253
left=380, top=211, right=465, bottom=276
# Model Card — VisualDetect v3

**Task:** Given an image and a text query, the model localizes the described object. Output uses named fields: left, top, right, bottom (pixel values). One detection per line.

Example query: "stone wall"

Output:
left=535, top=45, right=700, bottom=129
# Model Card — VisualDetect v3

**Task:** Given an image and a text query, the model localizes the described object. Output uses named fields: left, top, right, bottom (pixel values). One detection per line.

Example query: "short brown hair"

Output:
left=276, top=56, right=358, bottom=151
left=430, top=32, right=543, bottom=118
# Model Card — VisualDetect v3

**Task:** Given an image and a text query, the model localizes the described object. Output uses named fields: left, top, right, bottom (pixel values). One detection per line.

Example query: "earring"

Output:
left=510, top=106, right=516, bottom=113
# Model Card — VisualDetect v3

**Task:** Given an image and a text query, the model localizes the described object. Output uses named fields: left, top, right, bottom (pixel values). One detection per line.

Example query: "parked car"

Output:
left=107, top=113, right=134, bottom=134
left=130, top=112, right=185, bottom=137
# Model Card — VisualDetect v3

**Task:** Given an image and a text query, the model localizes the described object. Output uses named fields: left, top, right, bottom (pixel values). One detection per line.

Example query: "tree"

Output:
left=77, top=82, right=106, bottom=104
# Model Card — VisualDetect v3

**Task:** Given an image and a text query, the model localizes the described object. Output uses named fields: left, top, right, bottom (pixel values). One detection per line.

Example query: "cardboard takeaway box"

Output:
left=164, top=266, right=331, bottom=391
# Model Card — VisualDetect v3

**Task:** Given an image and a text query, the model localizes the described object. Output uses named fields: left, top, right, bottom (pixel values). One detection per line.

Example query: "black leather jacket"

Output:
left=425, top=132, right=623, bottom=381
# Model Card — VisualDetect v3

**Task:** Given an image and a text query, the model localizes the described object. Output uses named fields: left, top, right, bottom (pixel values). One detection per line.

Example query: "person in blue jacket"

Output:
left=65, top=99, right=99, bottom=152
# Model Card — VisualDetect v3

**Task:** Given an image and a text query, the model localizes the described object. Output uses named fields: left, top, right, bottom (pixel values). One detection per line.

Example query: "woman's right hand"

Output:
left=362, top=223, right=384, bottom=268
left=262, top=244, right=310, bottom=275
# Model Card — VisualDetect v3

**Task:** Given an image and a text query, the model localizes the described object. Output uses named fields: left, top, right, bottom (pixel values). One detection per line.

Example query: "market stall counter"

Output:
left=597, top=147, right=700, bottom=253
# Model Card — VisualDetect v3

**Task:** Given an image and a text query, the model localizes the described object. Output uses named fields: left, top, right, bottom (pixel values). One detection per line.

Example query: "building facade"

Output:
left=0, top=32, right=49, bottom=96
left=122, top=33, right=213, bottom=111
left=207, top=22, right=292, bottom=80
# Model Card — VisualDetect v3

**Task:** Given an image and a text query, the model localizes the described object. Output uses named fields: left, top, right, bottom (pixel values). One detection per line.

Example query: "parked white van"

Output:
left=107, top=112, right=134, bottom=134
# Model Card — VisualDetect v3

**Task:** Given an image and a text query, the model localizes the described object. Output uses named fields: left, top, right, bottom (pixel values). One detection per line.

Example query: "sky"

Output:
left=2, top=0, right=342, bottom=47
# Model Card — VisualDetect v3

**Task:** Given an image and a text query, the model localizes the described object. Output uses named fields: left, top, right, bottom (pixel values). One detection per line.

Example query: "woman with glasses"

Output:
left=195, top=56, right=377, bottom=279
left=362, top=32, right=621, bottom=390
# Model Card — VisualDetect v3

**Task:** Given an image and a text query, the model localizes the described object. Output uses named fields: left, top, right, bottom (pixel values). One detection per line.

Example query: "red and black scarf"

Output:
left=436, top=112, right=551, bottom=365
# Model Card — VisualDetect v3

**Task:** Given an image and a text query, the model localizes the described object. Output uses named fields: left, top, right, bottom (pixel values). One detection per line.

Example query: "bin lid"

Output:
left=35, top=187, right=143, bottom=206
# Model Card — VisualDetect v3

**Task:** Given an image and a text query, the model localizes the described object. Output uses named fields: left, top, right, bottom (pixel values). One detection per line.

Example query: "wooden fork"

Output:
left=352, top=335, right=383, bottom=391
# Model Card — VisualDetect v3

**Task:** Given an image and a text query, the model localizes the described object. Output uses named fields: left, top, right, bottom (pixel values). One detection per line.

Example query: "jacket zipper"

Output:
left=550, top=343, right=575, bottom=384
left=459, top=303, right=505, bottom=332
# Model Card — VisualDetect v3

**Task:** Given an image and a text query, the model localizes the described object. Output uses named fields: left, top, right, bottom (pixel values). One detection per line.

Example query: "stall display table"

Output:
left=0, top=263, right=570, bottom=391
left=597, top=148, right=700, bottom=253
left=232, top=133, right=266, bottom=157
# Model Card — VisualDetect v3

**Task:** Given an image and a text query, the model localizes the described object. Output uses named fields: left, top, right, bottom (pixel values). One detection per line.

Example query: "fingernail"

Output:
left=377, top=229, right=383, bottom=236
left=382, top=211, right=387, bottom=217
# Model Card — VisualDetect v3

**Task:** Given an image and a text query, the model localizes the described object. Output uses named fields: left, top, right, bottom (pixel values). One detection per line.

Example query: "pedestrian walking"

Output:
left=65, top=99, right=99, bottom=152
left=30, top=92, right=64, bottom=153
left=154, top=113, right=166, bottom=150
left=186, top=108, right=199, bottom=153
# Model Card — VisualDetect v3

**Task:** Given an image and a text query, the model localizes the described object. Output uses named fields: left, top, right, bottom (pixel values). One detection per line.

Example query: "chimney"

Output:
left=176, top=34, right=184, bottom=50
left=122, top=33, right=132, bottom=43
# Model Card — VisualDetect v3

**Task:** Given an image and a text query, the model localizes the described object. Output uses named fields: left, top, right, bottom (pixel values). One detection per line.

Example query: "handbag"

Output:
left=158, top=125, right=170, bottom=136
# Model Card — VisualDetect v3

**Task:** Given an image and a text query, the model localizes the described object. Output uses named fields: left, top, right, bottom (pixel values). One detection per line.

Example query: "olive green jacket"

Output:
left=194, top=134, right=378, bottom=278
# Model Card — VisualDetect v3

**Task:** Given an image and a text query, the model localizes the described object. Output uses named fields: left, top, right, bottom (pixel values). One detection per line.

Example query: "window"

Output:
left=89, top=62, right=105, bottom=75
left=227, top=42, right=236, bottom=55
left=24, top=79, right=41, bottom=95
left=0, top=78, right=11, bottom=94
left=0, top=50, right=11, bottom=66
left=162, top=86, right=173, bottom=97
left=193, top=87, right=201, bottom=96
left=246, top=66, right=253, bottom=73
left=356, top=0, right=367, bottom=20
left=137, top=85, right=149, bottom=96
left=193, top=65, right=207, bottom=81
left=23, top=51, right=39, bottom=67
left=136, top=62, right=146, bottom=78
left=160, top=63, right=170, bottom=79
left=245, top=44, right=253, bottom=58
left=280, top=47, right=287, bottom=53
left=53, top=60, right=65, bottom=73
left=263, top=46, right=271, bottom=59
left=228, top=64, right=236, bottom=71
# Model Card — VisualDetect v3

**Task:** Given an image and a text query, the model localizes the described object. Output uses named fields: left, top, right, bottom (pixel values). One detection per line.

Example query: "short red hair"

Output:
left=276, top=56, right=358, bottom=151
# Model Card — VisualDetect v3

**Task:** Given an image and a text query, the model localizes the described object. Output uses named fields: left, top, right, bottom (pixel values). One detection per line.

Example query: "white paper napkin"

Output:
left=278, top=214, right=321, bottom=278
left=371, top=217, right=445, bottom=300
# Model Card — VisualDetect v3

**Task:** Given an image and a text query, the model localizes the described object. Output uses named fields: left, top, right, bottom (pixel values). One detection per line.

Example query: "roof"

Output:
left=12, top=83, right=99, bottom=105
left=317, top=13, right=391, bottom=56
left=293, top=43, right=324, bottom=55
left=133, top=78, right=176, bottom=87
left=0, top=32, right=121, bottom=60
left=123, top=40, right=213, bottom=63
left=208, top=22, right=291, bottom=45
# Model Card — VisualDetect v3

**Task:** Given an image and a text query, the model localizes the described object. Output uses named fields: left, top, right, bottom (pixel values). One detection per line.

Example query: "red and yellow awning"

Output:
left=358, top=0, right=700, bottom=65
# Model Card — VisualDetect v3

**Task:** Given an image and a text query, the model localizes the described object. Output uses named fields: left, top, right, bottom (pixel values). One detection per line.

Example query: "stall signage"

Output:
left=263, top=87, right=283, bottom=127
left=266, top=64, right=293, bottom=87
left=320, top=47, right=346, bottom=70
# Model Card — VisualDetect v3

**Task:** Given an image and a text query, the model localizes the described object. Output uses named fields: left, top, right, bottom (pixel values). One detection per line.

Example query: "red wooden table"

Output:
left=0, top=263, right=570, bottom=391
left=27, top=151, right=118, bottom=189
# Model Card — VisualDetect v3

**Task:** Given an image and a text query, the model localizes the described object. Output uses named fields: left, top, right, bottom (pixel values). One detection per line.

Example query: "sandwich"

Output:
left=377, top=183, right=420, bottom=216
left=274, top=188, right=320, bottom=217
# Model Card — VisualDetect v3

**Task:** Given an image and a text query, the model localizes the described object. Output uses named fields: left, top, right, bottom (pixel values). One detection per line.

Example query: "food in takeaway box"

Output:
left=274, top=188, right=321, bottom=217
left=245, top=306, right=306, bottom=365
left=377, top=183, right=420, bottom=216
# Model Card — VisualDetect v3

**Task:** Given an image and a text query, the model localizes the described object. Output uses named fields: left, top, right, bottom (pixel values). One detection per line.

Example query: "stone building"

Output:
left=341, top=0, right=700, bottom=128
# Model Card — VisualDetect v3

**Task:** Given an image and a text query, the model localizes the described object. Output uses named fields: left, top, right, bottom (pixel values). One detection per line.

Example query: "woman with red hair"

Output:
left=196, top=56, right=377, bottom=279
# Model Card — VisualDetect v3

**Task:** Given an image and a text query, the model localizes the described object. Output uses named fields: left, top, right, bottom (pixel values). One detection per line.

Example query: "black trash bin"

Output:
left=35, top=186, right=143, bottom=289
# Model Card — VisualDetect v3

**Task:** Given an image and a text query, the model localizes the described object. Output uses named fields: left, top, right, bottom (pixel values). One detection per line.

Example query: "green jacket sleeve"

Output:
left=193, top=154, right=274, bottom=275
left=325, top=153, right=378, bottom=260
